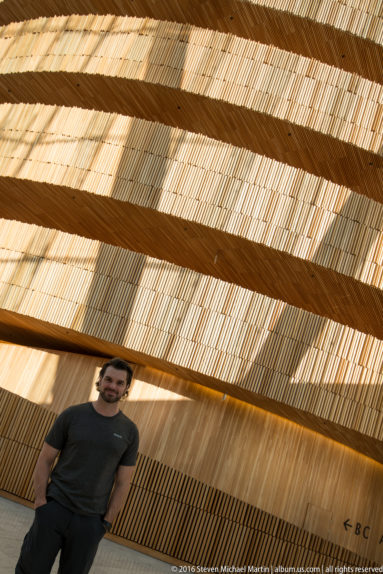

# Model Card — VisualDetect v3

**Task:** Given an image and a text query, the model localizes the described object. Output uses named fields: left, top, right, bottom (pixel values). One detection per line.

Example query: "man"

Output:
left=16, top=357, right=139, bottom=574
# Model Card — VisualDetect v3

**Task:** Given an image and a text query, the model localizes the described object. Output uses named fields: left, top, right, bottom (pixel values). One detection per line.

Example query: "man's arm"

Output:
left=103, top=465, right=136, bottom=525
left=33, top=442, right=59, bottom=509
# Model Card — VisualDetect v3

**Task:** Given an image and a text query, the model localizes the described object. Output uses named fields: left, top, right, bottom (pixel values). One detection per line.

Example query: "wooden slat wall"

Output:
left=0, top=224, right=382, bottom=455
left=0, top=387, right=379, bottom=567
left=0, top=16, right=381, bottom=199
left=0, top=15, right=380, bottom=156
left=2, top=343, right=383, bottom=562
left=0, top=103, right=380, bottom=290
left=0, top=0, right=381, bottom=83
left=0, top=103, right=381, bottom=338
left=0, top=343, right=102, bottom=410
left=0, top=0, right=381, bottom=567
left=119, top=456, right=372, bottom=567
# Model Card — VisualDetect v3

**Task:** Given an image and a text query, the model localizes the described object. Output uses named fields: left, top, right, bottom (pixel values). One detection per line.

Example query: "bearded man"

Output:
left=16, top=357, right=139, bottom=574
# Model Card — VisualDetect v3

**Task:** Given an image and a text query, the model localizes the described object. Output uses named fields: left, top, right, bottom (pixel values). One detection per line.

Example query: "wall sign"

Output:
left=344, top=519, right=383, bottom=543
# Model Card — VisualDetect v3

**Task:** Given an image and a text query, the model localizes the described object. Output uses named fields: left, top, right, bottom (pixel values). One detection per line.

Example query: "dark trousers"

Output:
left=15, top=499, right=106, bottom=574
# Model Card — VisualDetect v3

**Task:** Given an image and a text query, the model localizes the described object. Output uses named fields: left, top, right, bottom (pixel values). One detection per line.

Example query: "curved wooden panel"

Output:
left=0, top=103, right=381, bottom=337
left=0, top=2, right=382, bottom=568
left=1, top=380, right=383, bottom=564
left=0, top=0, right=381, bottom=82
left=0, top=16, right=381, bottom=198
left=0, top=221, right=382, bottom=462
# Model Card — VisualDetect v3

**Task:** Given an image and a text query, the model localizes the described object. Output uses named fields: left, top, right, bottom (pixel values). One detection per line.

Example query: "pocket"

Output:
left=98, top=518, right=107, bottom=539
left=35, top=498, right=54, bottom=516
left=34, top=500, right=55, bottom=527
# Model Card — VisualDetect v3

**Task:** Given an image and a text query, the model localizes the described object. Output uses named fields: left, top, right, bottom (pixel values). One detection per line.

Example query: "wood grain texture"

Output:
left=0, top=16, right=381, bottom=199
left=0, top=342, right=102, bottom=410
left=0, top=227, right=382, bottom=461
left=2, top=308, right=381, bottom=466
left=0, top=0, right=381, bottom=82
left=0, top=14, right=380, bottom=155
left=0, top=1, right=381, bottom=568
left=1, top=381, right=383, bottom=564
left=0, top=103, right=381, bottom=337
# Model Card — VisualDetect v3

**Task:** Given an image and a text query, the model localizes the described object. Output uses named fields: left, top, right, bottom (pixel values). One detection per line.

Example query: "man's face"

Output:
left=97, top=366, right=128, bottom=403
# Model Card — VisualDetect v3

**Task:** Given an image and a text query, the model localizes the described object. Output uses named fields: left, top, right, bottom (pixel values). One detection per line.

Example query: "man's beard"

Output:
left=99, top=389, right=121, bottom=403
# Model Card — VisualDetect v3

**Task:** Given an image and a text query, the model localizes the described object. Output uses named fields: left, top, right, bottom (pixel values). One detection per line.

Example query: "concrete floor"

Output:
left=1, top=495, right=172, bottom=573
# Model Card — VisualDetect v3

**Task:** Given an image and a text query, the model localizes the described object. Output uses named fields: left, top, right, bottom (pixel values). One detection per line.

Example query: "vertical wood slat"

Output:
left=0, top=14, right=379, bottom=153
left=0, top=0, right=381, bottom=84
left=0, top=388, right=378, bottom=567
left=0, top=222, right=382, bottom=452
left=0, top=17, right=381, bottom=203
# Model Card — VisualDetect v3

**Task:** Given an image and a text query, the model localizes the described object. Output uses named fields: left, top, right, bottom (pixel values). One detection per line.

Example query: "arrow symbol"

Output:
left=344, top=519, right=352, bottom=531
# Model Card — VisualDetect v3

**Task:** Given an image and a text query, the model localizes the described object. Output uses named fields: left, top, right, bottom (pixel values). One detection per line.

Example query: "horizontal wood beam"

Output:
left=0, top=0, right=381, bottom=82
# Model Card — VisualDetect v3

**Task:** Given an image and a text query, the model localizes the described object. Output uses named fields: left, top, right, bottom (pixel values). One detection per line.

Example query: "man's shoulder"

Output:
left=117, top=411, right=138, bottom=433
left=58, top=402, right=91, bottom=418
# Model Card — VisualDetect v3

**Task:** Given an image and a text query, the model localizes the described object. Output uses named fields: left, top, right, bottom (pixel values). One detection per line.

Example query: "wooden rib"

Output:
left=0, top=0, right=381, bottom=83
left=0, top=229, right=382, bottom=461
left=0, top=16, right=381, bottom=198
left=0, top=104, right=381, bottom=336
left=0, top=2, right=381, bottom=566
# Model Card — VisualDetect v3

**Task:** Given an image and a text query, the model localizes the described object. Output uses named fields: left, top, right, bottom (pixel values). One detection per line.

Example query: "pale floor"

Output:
left=1, top=496, right=172, bottom=574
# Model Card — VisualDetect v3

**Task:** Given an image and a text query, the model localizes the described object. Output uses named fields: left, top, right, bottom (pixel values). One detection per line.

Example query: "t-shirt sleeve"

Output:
left=45, top=409, right=70, bottom=450
left=120, top=423, right=139, bottom=466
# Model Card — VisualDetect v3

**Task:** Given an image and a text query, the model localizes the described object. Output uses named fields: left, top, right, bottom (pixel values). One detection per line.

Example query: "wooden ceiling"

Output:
left=0, top=3, right=382, bottom=463
left=0, top=0, right=381, bottom=82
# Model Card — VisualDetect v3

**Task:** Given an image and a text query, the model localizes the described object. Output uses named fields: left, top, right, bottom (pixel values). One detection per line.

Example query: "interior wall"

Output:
left=2, top=386, right=376, bottom=568
left=1, top=342, right=383, bottom=562
left=0, top=342, right=102, bottom=410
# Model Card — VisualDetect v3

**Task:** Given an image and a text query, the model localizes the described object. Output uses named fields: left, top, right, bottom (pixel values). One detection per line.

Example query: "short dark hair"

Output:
left=96, top=357, right=133, bottom=394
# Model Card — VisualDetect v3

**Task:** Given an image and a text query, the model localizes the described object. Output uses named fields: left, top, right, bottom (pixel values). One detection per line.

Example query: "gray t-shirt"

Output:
left=45, top=402, right=139, bottom=516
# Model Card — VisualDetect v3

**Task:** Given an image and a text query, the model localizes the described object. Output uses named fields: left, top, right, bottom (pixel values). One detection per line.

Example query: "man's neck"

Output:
left=92, top=397, right=120, bottom=417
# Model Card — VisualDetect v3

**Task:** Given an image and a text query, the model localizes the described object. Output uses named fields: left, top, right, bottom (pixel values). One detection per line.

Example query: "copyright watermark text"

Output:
left=170, top=567, right=383, bottom=574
